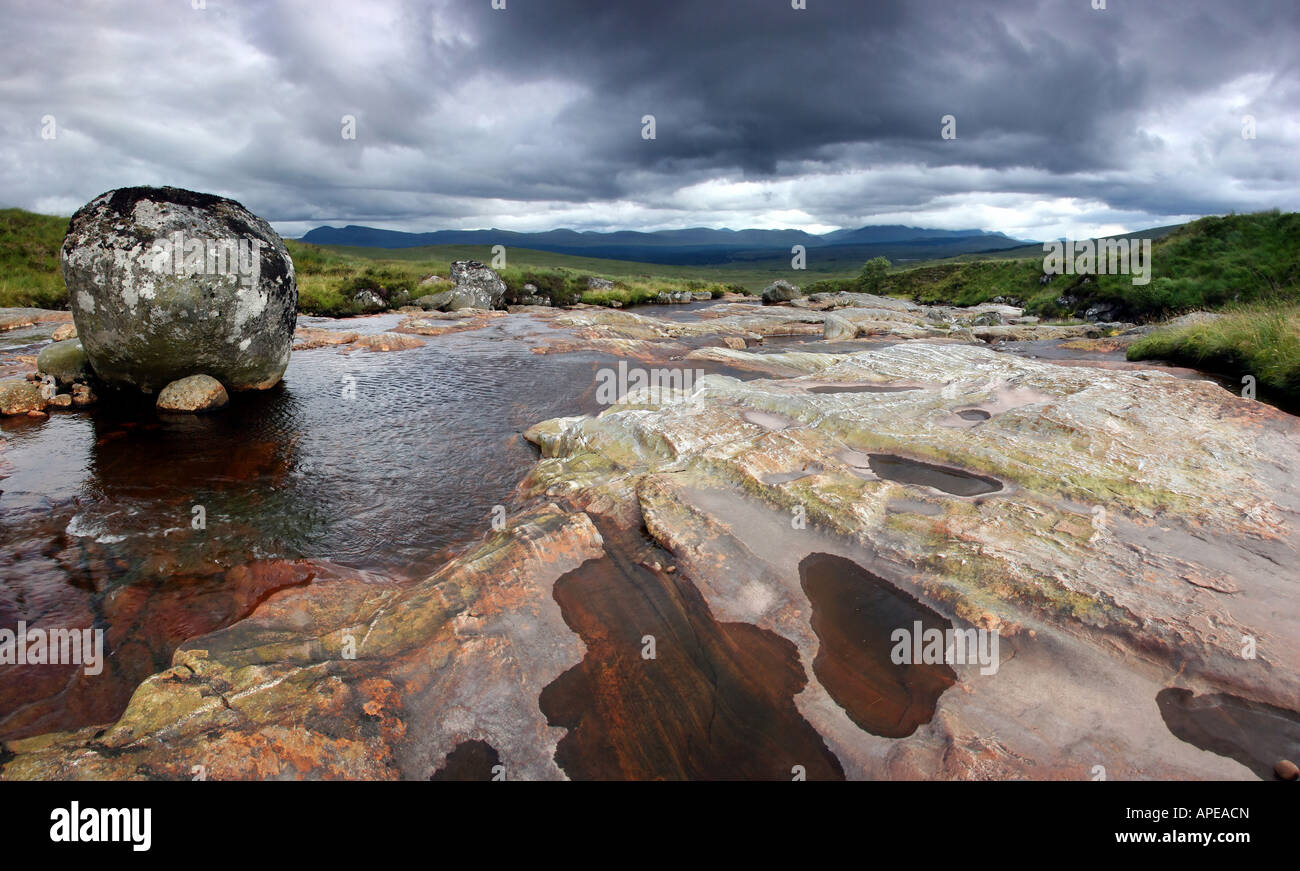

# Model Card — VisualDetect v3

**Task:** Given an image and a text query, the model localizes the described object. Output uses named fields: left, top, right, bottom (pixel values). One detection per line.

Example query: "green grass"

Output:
left=1127, top=301, right=1300, bottom=408
left=0, top=208, right=71, bottom=308
left=804, top=211, right=1300, bottom=322
left=287, top=241, right=755, bottom=315
left=294, top=241, right=842, bottom=296
left=2, top=206, right=1295, bottom=329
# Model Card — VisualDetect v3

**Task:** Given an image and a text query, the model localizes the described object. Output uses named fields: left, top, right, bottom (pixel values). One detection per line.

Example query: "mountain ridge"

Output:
left=298, top=223, right=1035, bottom=265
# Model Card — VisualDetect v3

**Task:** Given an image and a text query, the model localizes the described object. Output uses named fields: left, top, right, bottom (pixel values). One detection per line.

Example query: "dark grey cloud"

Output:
left=0, top=0, right=1296, bottom=240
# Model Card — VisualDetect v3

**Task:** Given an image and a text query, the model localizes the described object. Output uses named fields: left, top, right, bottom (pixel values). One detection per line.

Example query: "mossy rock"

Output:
left=36, top=339, right=90, bottom=385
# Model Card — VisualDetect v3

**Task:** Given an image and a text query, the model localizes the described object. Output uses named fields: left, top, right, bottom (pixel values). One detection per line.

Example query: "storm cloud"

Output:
left=1, top=0, right=1296, bottom=239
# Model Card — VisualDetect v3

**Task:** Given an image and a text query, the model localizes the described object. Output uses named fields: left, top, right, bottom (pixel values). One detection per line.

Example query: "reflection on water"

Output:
left=1156, top=687, right=1300, bottom=780
left=0, top=306, right=793, bottom=740
left=540, top=522, right=844, bottom=780
left=799, top=552, right=957, bottom=738
left=0, top=313, right=619, bottom=738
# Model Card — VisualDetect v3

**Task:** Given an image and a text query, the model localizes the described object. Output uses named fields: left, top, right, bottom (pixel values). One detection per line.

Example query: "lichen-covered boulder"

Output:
left=36, top=340, right=90, bottom=385
left=761, top=279, right=801, bottom=304
left=61, top=186, right=296, bottom=393
left=156, top=374, right=229, bottom=413
left=448, top=260, right=506, bottom=309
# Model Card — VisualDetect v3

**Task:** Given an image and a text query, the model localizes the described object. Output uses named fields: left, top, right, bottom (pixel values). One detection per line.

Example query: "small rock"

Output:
left=156, top=374, right=229, bottom=413
left=52, top=323, right=77, bottom=342
left=71, top=383, right=97, bottom=407
left=293, top=327, right=359, bottom=350
left=445, top=287, right=494, bottom=311
left=1276, top=759, right=1299, bottom=781
left=415, top=291, right=454, bottom=311
left=587, top=277, right=614, bottom=290
left=721, top=337, right=747, bottom=350
left=352, top=289, right=387, bottom=312
left=0, top=379, right=46, bottom=415
left=49, top=394, right=73, bottom=409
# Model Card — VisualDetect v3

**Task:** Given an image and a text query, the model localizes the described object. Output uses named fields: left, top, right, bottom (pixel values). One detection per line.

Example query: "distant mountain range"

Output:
left=298, top=224, right=1035, bottom=266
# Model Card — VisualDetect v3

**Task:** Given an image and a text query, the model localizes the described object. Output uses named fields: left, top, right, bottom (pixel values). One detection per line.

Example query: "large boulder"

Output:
left=352, top=289, right=387, bottom=312
left=60, top=186, right=296, bottom=393
left=761, top=279, right=801, bottom=304
left=414, top=263, right=506, bottom=312
left=448, top=261, right=506, bottom=309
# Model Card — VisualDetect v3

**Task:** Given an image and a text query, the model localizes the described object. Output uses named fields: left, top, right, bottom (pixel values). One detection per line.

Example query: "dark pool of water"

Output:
left=2, top=314, right=609, bottom=582
left=799, top=552, right=956, bottom=738
left=430, top=739, right=502, bottom=781
left=956, top=408, right=991, bottom=421
left=867, top=453, right=1003, bottom=497
left=539, top=522, right=844, bottom=780
left=807, top=384, right=917, bottom=394
left=1156, top=687, right=1300, bottom=780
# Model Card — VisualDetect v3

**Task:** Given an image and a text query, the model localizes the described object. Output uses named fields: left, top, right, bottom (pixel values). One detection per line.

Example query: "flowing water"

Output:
left=0, top=312, right=656, bottom=737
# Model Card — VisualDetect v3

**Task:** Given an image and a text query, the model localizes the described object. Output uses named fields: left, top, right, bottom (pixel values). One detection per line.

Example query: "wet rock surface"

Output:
left=156, top=374, right=229, bottom=413
left=0, top=379, right=45, bottom=416
left=1, top=298, right=1297, bottom=780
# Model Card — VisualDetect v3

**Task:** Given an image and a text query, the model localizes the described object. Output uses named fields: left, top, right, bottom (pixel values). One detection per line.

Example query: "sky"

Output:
left=1, top=0, right=1297, bottom=241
